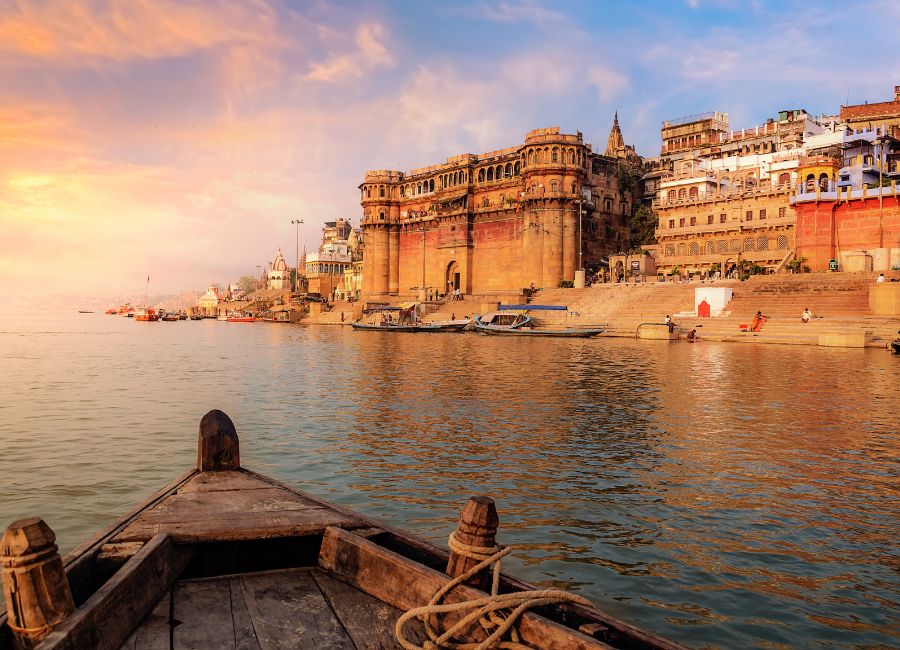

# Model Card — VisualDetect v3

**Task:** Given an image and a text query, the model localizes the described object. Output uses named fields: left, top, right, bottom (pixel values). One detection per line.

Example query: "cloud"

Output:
left=476, top=0, right=570, bottom=28
left=305, top=22, right=395, bottom=83
left=0, top=0, right=284, bottom=63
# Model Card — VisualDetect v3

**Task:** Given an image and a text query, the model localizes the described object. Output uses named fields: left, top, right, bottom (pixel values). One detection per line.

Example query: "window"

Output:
left=744, top=238, right=755, bottom=252
left=551, top=148, right=558, bottom=163
left=689, top=187, right=698, bottom=198
left=667, top=190, right=676, bottom=201
left=481, top=196, right=489, bottom=208
left=778, top=207, right=786, bottom=218
left=778, top=172, right=790, bottom=185
left=689, top=242, right=700, bottom=256
left=379, top=211, right=385, bottom=221
left=380, top=186, right=385, bottom=198
left=717, top=240, right=727, bottom=254
left=478, top=169, right=485, bottom=183
left=730, top=239, right=740, bottom=252
left=668, top=219, right=675, bottom=228
left=678, top=188, right=686, bottom=198
left=706, top=241, right=715, bottom=255
left=487, top=168, right=494, bottom=182
left=550, top=181, right=558, bottom=193
left=745, top=210, right=753, bottom=221
left=571, top=183, right=576, bottom=194
left=677, top=243, right=687, bottom=256
left=777, top=235, right=789, bottom=250
left=759, top=209, right=767, bottom=220
left=679, top=218, right=685, bottom=227
left=707, top=215, right=714, bottom=225
left=758, top=236, right=769, bottom=251
left=690, top=217, right=696, bottom=226
left=720, top=214, right=726, bottom=223
left=665, top=244, right=675, bottom=257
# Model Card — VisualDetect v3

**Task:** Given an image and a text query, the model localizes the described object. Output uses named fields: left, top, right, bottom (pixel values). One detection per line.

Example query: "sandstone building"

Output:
left=653, top=110, right=841, bottom=275
left=359, top=120, right=640, bottom=300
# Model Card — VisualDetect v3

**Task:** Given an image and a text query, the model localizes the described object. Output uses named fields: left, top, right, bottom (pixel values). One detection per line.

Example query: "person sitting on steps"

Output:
left=800, top=307, right=812, bottom=323
left=751, top=311, right=767, bottom=333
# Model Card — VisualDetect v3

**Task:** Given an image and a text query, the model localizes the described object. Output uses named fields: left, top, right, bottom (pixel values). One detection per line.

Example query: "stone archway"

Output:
left=446, top=261, right=460, bottom=295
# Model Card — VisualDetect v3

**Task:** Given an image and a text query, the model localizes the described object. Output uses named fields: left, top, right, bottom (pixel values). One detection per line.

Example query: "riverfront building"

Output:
left=359, top=119, right=641, bottom=300
left=305, top=219, right=356, bottom=298
left=653, top=110, right=841, bottom=275
left=266, top=249, right=290, bottom=290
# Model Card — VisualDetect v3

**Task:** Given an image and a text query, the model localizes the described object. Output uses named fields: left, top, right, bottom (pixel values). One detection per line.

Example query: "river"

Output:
left=0, top=309, right=897, bottom=648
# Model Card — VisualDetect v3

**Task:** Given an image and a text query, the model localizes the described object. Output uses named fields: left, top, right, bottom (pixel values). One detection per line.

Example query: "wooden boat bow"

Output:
left=0, top=411, right=686, bottom=650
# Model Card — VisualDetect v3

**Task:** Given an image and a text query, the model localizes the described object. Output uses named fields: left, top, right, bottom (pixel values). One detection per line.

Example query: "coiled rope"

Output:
left=395, top=532, right=592, bottom=650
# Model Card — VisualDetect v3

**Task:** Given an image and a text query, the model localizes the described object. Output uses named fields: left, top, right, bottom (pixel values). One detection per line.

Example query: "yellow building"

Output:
left=654, top=158, right=797, bottom=275
left=359, top=122, right=640, bottom=300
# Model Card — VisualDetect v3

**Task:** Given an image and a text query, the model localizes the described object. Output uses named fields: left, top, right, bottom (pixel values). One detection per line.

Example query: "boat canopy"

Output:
left=499, top=304, right=567, bottom=311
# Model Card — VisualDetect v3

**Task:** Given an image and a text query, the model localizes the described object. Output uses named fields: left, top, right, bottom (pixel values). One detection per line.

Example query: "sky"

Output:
left=1, top=0, right=898, bottom=300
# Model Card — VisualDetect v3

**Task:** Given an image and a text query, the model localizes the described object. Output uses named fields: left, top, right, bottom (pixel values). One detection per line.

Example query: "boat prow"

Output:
left=0, top=411, right=684, bottom=650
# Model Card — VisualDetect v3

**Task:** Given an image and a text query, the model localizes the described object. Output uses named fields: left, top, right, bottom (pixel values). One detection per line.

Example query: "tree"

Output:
left=238, top=275, right=257, bottom=295
left=630, top=205, right=657, bottom=251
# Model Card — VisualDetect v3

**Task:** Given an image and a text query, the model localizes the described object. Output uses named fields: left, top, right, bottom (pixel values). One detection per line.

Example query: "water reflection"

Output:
left=0, top=311, right=897, bottom=649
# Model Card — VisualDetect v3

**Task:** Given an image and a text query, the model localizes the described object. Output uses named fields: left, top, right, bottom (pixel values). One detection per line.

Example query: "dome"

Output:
left=272, top=249, right=288, bottom=271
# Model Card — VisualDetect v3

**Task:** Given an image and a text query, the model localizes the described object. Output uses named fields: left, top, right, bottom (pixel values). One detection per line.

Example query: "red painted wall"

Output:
left=795, top=195, right=900, bottom=271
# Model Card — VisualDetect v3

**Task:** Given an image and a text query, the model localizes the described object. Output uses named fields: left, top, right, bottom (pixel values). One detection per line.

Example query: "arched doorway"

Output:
left=446, top=261, right=460, bottom=295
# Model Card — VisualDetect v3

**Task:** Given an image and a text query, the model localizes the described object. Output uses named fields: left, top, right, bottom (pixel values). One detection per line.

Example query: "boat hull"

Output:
left=474, top=323, right=605, bottom=337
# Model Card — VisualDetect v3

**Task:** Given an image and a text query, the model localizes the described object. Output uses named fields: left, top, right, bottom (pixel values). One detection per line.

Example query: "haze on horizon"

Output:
left=1, top=0, right=897, bottom=300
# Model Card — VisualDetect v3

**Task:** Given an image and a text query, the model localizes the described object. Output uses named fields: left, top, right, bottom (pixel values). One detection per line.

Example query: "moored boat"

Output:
left=226, top=316, right=257, bottom=323
left=161, top=313, right=179, bottom=322
left=474, top=306, right=604, bottom=337
left=133, top=307, right=159, bottom=322
left=472, top=310, right=533, bottom=332
left=0, top=411, right=685, bottom=650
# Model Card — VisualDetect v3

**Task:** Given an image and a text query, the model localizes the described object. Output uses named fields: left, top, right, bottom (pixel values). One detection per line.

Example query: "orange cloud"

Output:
left=0, top=0, right=285, bottom=62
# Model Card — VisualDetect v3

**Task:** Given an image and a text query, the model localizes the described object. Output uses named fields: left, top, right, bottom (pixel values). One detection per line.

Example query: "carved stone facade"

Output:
left=359, top=124, right=639, bottom=299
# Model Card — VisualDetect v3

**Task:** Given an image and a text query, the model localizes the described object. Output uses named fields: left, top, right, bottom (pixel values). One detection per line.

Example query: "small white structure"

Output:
left=695, top=287, right=732, bottom=317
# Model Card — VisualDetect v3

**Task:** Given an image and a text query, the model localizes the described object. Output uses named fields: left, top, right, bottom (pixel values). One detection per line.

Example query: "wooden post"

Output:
left=1, top=518, right=75, bottom=648
left=197, top=409, right=240, bottom=472
left=446, top=496, right=499, bottom=590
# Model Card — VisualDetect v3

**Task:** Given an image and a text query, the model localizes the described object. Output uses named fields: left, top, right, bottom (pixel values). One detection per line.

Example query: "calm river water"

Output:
left=1, top=310, right=897, bottom=648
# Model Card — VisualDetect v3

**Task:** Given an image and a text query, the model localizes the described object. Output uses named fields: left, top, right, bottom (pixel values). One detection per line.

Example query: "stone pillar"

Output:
left=542, top=206, right=563, bottom=288
left=522, top=205, right=541, bottom=288
left=388, top=227, right=400, bottom=295
left=562, top=202, right=577, bottom=281
left=370, top=227, right=389, bottom=296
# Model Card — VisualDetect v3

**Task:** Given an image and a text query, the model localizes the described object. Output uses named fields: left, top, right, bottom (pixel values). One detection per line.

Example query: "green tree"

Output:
left=630, top=205, right=657, bottom=251
left=238, top=275, right=258, bottom=295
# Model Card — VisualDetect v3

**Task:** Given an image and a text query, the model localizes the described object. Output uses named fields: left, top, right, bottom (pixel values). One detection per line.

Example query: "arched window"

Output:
left=677, top=243, right=687, bottom=256
left=551, top=148, right=559, bottom=163
left=379, top=211, right=385, bottom=221
left=528, top=150, right=534, bottom=165
left=499, top=193, right=505, bottom=205
left=758, top=236, right=769, bottom=251
left=678, top=188, right=686, bottom=198
left=744, top=238, right=755, bottom=252
left=366, top=187, right=371, bottom=198
left=536, top=149, right=544, bottom=164
left=719, top=177, right=730, bottom=192
left=481, top=196, right=489, bottom=208
left=568, top=149, right=575, bottom=164
left=717, top=240, right=727, bottom=254
left=689, top=187, right=698, bottom=198
left=380, top=185, right=385, bottom=197
left=550, top=180, right=558, bottom=193
left=667, top=190, right=675, bottom=201
left=730, top=239, right=740, bottom=253
left=571, top=183, right=576, bottom=194
left=478, top=169, right=485, bottom=183
left=778, top=172, right=790, bottom=185
left=514, top=162, right=520, bottom=175
left=453, top=172, right=459, bottom=185
left=504, top=163, right=512, bottom=177
left=605, top=198, right=612, bottom=211
left=665, top=244, right=675, bottom=257
left=705, top=241, right=715, bottom=255
left=806, top=174, right=816, bottom=191
left=487, top=167, right=494, bottom=181
left=400, top=186, right=405, bottom=198
left=462, top=171, right=466, bottom=183
left=495, top=165, right=502, bottom=179
left=818, top=174, right=829, bottom=191
left=777, top=234, right=789, bottom=250
left=429, top=179, right=435, bottom=192
left=689, top=242, right=700, bottom=256
left=417, top=182, right=422, bottom=194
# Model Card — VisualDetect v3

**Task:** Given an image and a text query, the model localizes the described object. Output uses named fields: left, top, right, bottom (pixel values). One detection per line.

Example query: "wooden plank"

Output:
left=177, top=471, right=275, bottom=494
left=229, top=577, right=262, bottom=650
left=172, top=579, right=242, bottom=649
left=118, top=592, right=170, bottom=650
left=318, top=527, right=612, bottom=650
left=239, top=569, right=355, bottom=650
left=312, top=570, right=427, bottom=650
left=39, top=535, right=194, bottom=650
left=112, top=509, right=358, bottom=544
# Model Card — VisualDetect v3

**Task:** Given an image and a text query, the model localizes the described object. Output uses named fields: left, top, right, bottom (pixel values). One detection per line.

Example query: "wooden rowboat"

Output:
left=0, top=411, right=685, bottom=650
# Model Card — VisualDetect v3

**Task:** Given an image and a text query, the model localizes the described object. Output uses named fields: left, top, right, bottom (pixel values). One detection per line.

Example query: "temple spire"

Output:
left=605, top=111, right=625, bottom=156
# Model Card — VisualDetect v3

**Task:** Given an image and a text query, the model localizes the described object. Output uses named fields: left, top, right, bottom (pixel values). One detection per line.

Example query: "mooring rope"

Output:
left=395, top=532, right=592, bottom=650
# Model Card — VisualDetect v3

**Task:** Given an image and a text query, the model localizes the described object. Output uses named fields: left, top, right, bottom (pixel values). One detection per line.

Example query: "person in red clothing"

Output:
left=751, top=311, right=767, bottom=332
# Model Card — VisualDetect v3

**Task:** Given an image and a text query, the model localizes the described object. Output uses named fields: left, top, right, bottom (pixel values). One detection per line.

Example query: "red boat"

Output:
left=134, top=307, right=159, bottom=322
left=226, top=316, right=257, bottom=323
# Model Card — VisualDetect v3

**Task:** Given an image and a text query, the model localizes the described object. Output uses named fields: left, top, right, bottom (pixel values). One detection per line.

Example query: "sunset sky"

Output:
left=1, top=0, right=897, bottom=300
